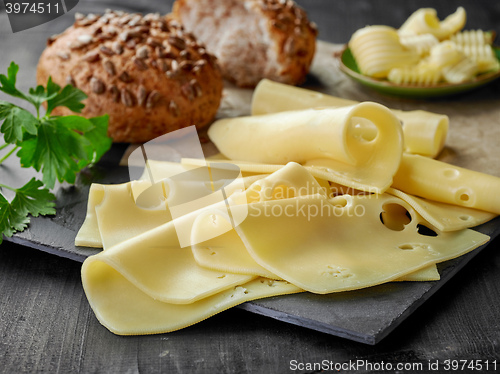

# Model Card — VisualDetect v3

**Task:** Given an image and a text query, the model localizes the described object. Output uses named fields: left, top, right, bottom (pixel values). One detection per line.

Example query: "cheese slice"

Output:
left=192, top=162, right=326, bottom=279
left=395, top=264, right=440, bottom=281
left=82, top=265, right=302, bottom=335
left=208, top=103, right=403, bottom=194
left=230, top=193, right=488, bottom=294
left=251, top=79, right=449, bottom=158
left=192, top=215, right=279, bottom=279
left=393, top=153, right=500, bottom=214
left=95, top=181, right=172, bottom=250
left=184, top=157, right=498, bottom=227
left=75, top=183, right=106, bottom=247
left=192, top=163, right=442, bottom=283
left=82, top=217, right=255, bottom=305
left=192, top=210, right=442, bottom=282
left=387, top=187, right=497, bottom=231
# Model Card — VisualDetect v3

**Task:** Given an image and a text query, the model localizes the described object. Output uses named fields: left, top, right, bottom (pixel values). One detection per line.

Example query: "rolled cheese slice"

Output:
left=209, top=102, right=403, bottom=193
left=387, top=187, right=496, bottom=232
left=393, top=153, right=500, bottom=214
left=251, top=79, right=448, bottom=158
left=398, top=110, right=448, bottom=157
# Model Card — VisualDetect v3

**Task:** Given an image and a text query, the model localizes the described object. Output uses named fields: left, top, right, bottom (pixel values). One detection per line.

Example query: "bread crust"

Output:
left=37, top=11, right=223, bottom=143
left=172, top=0, right=318, bottom=87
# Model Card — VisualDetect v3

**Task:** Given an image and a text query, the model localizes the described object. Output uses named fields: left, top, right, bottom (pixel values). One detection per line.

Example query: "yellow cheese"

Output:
left=82, top=264, right=302, bottom=335
left=387, top=187, right=497, bottom=232
left=75, top=160, right=198, bottom=248
left=231, top=193, right=488, bottom=294
left=95, top=181, right=172, bottom=249
left=251, top=79, right=449, bottom=158
left=82, top=218, right=255, bottom=305
left=397, top=110, right=448, bottom=157
left=397, top=264, right=440, bottom=281
left=191, top=163, right=326, bottom=279
left=208, top=103, right=403, bottom=193
left=138, top=159, right=197, bottom=183
left=75, top=183, right=105, bottom=248
left=78, top=159, right=491, bottom=335
left=243, top=162, right=328, bottom=202
left=393, top=153, right=500, bottom=214
left=192, top=212, right=442, bottom=282
left=192, top=163, right=442, bottom=283
left=192, top=216, right=279, bottom=279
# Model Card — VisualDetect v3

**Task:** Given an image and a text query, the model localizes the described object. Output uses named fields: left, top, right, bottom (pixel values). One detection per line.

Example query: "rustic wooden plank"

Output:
left=1, top=0, right=500, bottom=372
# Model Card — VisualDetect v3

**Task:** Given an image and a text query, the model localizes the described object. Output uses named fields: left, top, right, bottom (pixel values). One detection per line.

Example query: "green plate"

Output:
left=338, top=46, right=500, bottom=98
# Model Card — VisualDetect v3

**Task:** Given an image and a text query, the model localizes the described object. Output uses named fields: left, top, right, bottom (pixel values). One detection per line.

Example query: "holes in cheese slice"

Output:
left=380, top=203, right=412, bottom=231
left=417, top=224, right=438, bottom=237
left=393, top=153, right=500, bottom=214
left=398, top=243, right=431, bottom=251
left=232, top=194, right=489, bottom=294
left=386, top=187, right=497, bottom=232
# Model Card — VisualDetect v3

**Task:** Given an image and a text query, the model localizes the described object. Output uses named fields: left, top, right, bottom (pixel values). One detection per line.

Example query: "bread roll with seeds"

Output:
left=37, top=10, right=223, bottom=143
left=171, top=0, right=318, bottom=88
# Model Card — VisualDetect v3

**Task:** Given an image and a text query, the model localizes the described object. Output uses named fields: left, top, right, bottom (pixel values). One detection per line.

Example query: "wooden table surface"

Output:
left=1, top=1, right=500, bottom=373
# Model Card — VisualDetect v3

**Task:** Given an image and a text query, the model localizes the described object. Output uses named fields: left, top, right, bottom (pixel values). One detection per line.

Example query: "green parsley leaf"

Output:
left=11, top=178, right=56, bottom=217
left=0, top=178, right=56, bottom=245
left=0, top=62, right=30, bottom=103
left=27, top=83, right=58, bottom=114
left=0, top=194, right=29, bottom=244
left=17, top=117, right=89, bottom=188
left=0, top=101, right=38, bottom=144
left=0, top=62, right=111, bottom=243
left=45, top=79, right=87, bottom=115
left=79, top=115, right=112, bottom=165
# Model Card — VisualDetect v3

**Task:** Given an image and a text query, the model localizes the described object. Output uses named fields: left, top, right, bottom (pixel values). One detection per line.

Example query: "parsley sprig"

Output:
left=0, top=62, right=112, bottom=244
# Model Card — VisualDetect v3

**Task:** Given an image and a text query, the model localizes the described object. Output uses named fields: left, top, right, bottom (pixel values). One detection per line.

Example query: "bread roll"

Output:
left=37, top=10, right=223, bottom=143
left=171, top=0, right=318, bottom=87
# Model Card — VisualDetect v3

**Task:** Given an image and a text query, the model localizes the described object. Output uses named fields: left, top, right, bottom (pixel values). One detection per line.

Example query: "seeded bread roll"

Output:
left=37, top=10, right=223, bottom=143
left=171, top=0, right=318, bottom=88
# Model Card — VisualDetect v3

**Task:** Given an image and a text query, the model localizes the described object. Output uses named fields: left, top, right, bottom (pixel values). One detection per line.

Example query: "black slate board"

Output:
left=3, top=144, right=500, bottom=345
